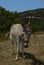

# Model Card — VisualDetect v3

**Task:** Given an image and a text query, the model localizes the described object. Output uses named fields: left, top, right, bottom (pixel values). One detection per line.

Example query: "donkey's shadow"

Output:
left=19, top=52, right=44, bottom=65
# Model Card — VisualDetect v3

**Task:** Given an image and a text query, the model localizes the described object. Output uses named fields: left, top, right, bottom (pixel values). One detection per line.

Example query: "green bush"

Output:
left=31, top=19, right=44, bottom=32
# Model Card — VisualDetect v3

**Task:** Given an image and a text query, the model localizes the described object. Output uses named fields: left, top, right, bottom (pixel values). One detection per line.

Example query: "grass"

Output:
left=0, top=32, right=44, bottom=65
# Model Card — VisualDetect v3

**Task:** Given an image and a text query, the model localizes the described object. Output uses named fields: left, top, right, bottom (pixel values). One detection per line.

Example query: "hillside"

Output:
left=19, top=8, right=44, bottom=32
left=19, top=8, right=44, bottom=18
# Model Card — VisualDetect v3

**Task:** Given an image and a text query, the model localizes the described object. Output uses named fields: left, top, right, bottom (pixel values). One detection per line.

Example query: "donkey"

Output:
left=9, top=23, right=30, bottom=60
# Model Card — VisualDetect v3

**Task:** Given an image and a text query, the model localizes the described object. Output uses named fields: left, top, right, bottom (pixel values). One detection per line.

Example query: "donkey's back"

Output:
left=10, top=24, right=24, bottom=40
left=10, top=24, right=23, bottom=35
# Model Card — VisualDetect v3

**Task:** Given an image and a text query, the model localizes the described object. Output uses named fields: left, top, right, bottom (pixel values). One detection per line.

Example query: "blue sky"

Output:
left=0, top=0, right=44, bottom=12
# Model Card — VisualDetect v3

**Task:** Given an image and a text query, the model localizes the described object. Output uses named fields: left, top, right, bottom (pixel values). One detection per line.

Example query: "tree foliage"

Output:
left=0, top=7, right=22, bottom=33
left=0, top=6, right=44, bottom=33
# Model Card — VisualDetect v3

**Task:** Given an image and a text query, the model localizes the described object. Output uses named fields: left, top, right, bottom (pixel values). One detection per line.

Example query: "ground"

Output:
left=0, top=32, right=44, bottom=65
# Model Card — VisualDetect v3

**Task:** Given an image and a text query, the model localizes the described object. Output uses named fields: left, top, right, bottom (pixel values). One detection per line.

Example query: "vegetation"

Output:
left=0, top=6, right=44, bottom=39
left=0, top=6, right=22, bottom=33
left=30, top=18, right=44, bottom=32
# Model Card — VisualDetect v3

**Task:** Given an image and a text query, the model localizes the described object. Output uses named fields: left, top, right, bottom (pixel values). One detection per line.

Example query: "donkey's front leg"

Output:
left=22, top=39, right=25, bottom=58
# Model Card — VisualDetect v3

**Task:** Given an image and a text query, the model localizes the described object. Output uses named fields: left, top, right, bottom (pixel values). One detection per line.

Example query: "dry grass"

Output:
left=0, top=32, right=44, bottom=65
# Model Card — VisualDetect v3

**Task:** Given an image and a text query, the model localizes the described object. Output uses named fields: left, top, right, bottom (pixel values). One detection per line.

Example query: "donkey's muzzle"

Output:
left=23, top=40, right=29, bottom=48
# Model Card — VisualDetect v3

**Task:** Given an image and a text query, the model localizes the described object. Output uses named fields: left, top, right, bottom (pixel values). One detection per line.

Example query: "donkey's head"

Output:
left=22, top=29, right=30, bottom=48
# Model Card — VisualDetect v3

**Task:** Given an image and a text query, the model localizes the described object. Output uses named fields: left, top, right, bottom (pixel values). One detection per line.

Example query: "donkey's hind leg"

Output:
left=10, top=40, right=14, bottom=54
left=15, top=36, right=20, bottom=60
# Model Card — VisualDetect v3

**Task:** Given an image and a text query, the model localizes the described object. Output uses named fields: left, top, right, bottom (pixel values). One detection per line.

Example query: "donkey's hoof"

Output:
left=15, top=58, right=19, bottom=61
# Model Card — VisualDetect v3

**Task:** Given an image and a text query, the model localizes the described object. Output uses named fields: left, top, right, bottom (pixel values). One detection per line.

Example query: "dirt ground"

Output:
left=0, top=33, right=44, bottom=65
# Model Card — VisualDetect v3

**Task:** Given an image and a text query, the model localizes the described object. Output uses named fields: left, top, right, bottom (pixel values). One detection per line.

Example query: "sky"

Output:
left=0, top=0, right=44, bottom=12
